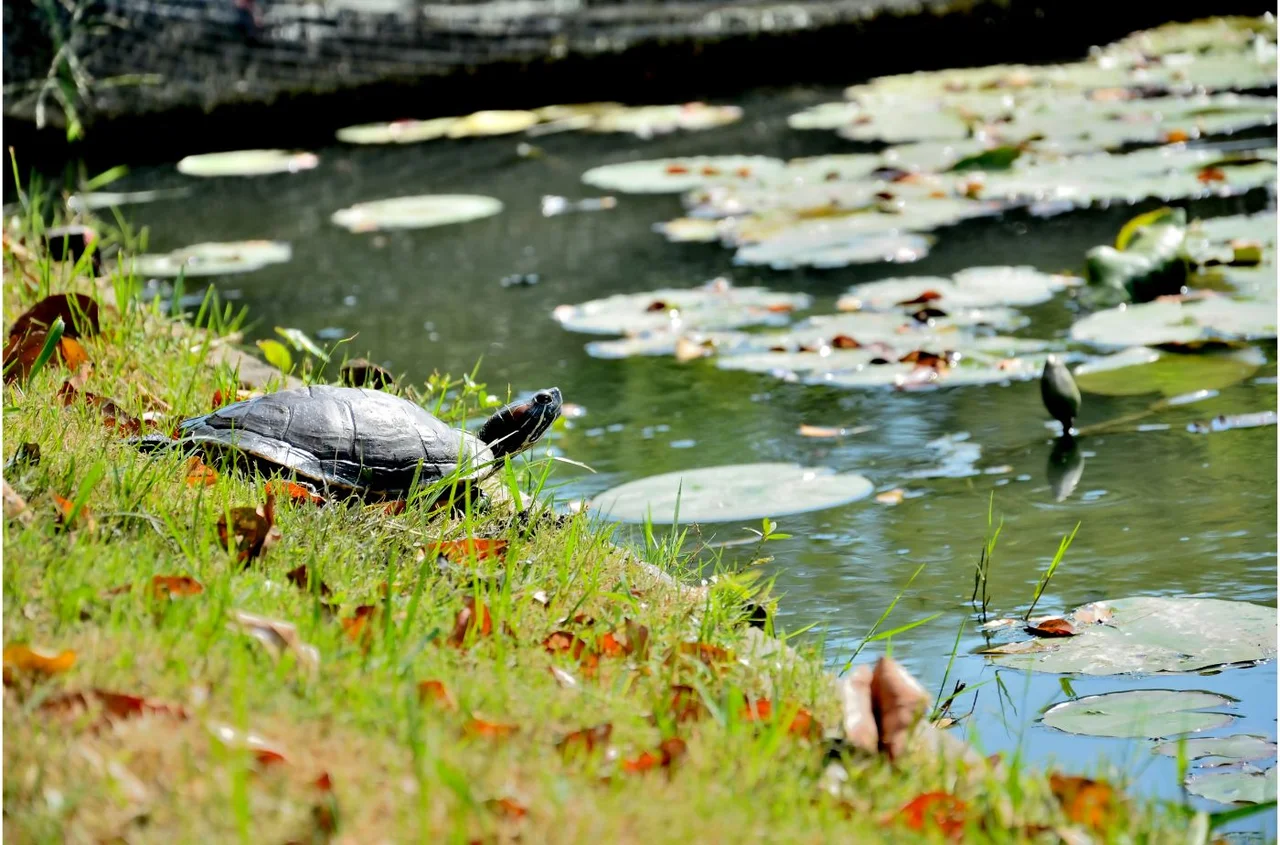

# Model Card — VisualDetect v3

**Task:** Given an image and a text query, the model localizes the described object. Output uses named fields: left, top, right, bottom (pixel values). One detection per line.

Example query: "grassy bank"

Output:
left=2, top=214, right=1189, bottom=843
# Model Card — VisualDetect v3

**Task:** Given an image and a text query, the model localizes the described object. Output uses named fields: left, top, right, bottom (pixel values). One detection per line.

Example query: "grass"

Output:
left=2, top=208, right=1199, bottom=843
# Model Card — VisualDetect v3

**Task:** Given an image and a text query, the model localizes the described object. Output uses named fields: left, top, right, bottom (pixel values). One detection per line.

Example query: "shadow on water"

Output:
left=58, top=85, right=1278, bottom=826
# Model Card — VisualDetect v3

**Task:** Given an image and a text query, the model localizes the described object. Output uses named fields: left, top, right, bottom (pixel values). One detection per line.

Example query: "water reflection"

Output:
left=1046, top=436, right=1085, bottom=503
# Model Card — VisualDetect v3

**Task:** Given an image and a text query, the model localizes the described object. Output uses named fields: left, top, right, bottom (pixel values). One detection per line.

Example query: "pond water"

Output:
left=86, top=84, right=1276, bottom=831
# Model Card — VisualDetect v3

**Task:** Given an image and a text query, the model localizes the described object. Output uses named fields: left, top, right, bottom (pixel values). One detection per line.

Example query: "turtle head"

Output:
left=476, top=387, right=562, bottom=460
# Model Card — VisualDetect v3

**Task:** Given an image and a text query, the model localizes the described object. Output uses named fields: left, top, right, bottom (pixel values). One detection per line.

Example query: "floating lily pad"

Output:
left=583, top=330, right=757, bottom=360
left=589, top=462, right=874, bottom=524
left=129, top=241, right=292, bottom=277
left=654, top=218, right=723, bottom=243
left=1043, top=690, right=1234, bottom=739
left=176, top=150, right=319, bottom=177
left=1072, top=346, right=1267, bottom=397
left=1070, top=299, right=1278, bottom=348
left=587, top=103, right=743, bottom=136
left=985, top=596, right=1278, bottom=675
left=836, top=267, right=1079, bottom=311
left=1186, top=767, right=1278, bottom=805
left=331, top=195, right=503, bottom=232
left=734, top=231, right=934, bottom=270
left=1154, top=734, right=1278, bottom=762
left=1188, top=411, right=1279, bottom=433
left=446, top=110, right=540, bottom=138
left=581, top=157, right=786, bottom=194
left=552, top=282, right=810, bottom=336
left=335, top=117, right=458, bottom=145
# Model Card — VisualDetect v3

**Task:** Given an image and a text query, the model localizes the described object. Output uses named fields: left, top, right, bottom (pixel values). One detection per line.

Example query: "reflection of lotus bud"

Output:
left=1046, top=437, right=1085, bottom=502
left=1041, top=355, right=1082, bottom=434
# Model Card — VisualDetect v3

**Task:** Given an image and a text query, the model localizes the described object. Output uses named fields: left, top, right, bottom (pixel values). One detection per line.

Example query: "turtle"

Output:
left=133, top=385, right=562, bottom=507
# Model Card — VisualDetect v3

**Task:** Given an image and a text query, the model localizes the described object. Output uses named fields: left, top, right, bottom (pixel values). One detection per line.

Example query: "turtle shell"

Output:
left=178, top=385, right=491, bottom=496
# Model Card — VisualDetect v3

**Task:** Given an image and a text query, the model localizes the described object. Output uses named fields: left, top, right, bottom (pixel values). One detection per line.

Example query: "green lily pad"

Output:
left=734, top=231, right=935, bottom=270
left=1043, top=690, right=1234, bottom=739
left=335, top=118, right=458, bottom=145
left=1154, top=734, right=1278, bottom=762
left=176, top=150, right=319, bottom=177
left=581, top=156, right=786, bottom=194
left=985, top=596, right=1278, bottom=675
left=1072, top=347, right=1267, bottom=397
left=837, top=267, right=1079, bottom=311
left=331, top=195, right=503, bottom=232
left=1186, top=767, right=1278, bottom=805
left=1070, top=299, right=1278, bottom=348
left=589, top=462, right=874, bottom=524
left=129, top=241, right=292, bottom=277
left=551, top=281, right=810, bottom=336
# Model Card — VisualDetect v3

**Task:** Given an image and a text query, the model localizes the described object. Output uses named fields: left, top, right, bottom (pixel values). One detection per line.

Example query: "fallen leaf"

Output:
left=58, top=382, right=142, bottom=436
left=286, top=564, right=331, bottom=596
left=418, top=679, right=459, bottom=711
left=447, top=597, right=493, bottom=647
left=623, top=737, right=687, bottom=773
left=741, top=699, right=822, bottom=738
left=889, top=792, right=968, bottom=839
left=229, top=610, right=320, bottom=672
left=1164, top=129, right=1190, bottom=143
left=836, top=665, right=878, bottom=753
left=875, top=489, right=905, bottom=505
left=464, top=717, right=518, bottom=739
left=543, top=630, right=591, bottom=660
left=896, top=290, right=944, bottom=306
left=899, top=350, right=951, bottom=370
left=381, top=500, right=407, bottom=516
left=216, top=491, right=280, bottom=563
left=1196, top=167, right=1226, bottom=183
left=558, top=723, right=612, bottom=757
left=267, top=480, right=326, bottom=506
left=831, top=334, right=860, bottom=349
left=9, top=293, right=100, bottom=341
left=871, top=656, right=930, bottom=760
left=341, top=605, right=378, bottom=644
left=667, top=685, right=708, bottom=723
left=340, top=358, right=395, bottom=389
left=184, top=456, right=218, bottom=487
left=1025, top=617, right=1077, bottom=638
left=58, top=337, right=89, bottom=370
left=3, top=643, right=76, bottom=683
left=210, top=723, right=288, bottom=767
left=151, top=575, right=204, bottom=600
left=52, top=492, right=95, bottom=533
left=486, top=797, right=528, bottom=819
left=599, top=631, right=625, bottom=657
left=624, top=618, right=650, bottom=660
left=40, top=688, right=188, bottom=723
left=646, top=300, right=669, bottom=312
left=1049, top=773, right=1120, bottom=831
left=426, top=538, right=508, bottom=562
left=668, top=641, right=733, bottom=667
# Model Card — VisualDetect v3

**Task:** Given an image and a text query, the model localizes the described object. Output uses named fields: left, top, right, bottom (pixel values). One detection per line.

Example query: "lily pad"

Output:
left=446, top=110, right=540, bottom=138
left=552, top=281, right=810, bottom=336
left=588, top=462, right=874, bottom=524
left=735, top=231, right=934, bottom=270
left=331, top=195, right=503, bottom=232
left=587, top=103, right=743, bottom=136
left=1188, top=411, right=1279, bottom=433
left=1186, top=767, right=1278, bottom=805
left=335, top=117, right=458, bottom=145
left=1154, top=734, right=1278, bottom=762
left=1070, top=299, right=1278, bottom=348
left=176, top=150, right=319, bottom=177
left=1072, top=346, right=1267, bottom=397
left=985, top=596, right=1278, bottom=675
left=1043, top=690, right=1234, bottom=739
left=581, top=157, right=786, bottom=194
left=129, top=241, right=292, bottom=277
left=66, top=188, right=189, bottom=212
left=836, top=267, right=1079, bottom=311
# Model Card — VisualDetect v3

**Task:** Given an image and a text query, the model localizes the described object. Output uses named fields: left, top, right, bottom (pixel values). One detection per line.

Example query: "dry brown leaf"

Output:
left=871, top=656, right=930, bottom=761
left=464, top=717, right=518, bottom=739
left=216, top=491, right=280, bottom=563
left=1049, top=773, right=1121, bottom=831
left=447, top=596, right=493, bottom=648
left=543, top=630, right=591, bottom=660
left=3, top=643, right=76, bottom=683
left=830, top=334, right=860, bottom=349
left=425, top=538, right=508, bottom=562
left=740, top=699, right=822, bottom=738
left=150, top=575, right=204, bottom=600
left=57, top=381, right=141, bottom=436
left=836, top=665, right=878, bottom=753
left=267, top=480, right=326, bottom=506
left=341, top=605, right=378, bottom=645
left=622, top=737, right=686, bottom=773
left=229, top=610, right=319, bottom=672
left=340, top=358, right=395, bottom=389
left=558, top=723, right=612, bottom=757
left=40, top=688, right=189, bottom=723
left=1025, top=617, right=1077, bottom=638
left=184, top=456, right=218, bottom=487
left=887, top=792, right=968, bottom=840
left=418, top=679, right=458, bottom=711
left=486, top=797, right=528, bottom=820
left=52, top=492, right=96, bottom=533
left=9, top=293, right=100, bottom=341
left=668, top=641, right=733, bottom=667
left=667, top=684, right=708, bottom=724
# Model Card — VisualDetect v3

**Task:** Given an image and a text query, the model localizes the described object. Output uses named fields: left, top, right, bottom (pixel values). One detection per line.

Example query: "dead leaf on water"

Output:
left=1026, top=617, right=1077, bottom=637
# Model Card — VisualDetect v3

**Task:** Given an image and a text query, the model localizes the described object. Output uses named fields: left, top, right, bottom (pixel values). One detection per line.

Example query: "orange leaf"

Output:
left=664, top=165, right=689, bottom=175
left=668, top=685, right=708, bottom=723
left=418, top=680, right=458, bottom=711
left=830, top=334, right=860, bottom=349
left=427, top=538, right=508, bottom=562
left=1197, top=167, right=1227, bottom=183
left=267, top=480, right=326, bottom=506
left=216, top=491, right=280, bottom=563
left=151, top=575, right=204, bottom=600
left=58, top=336, right=89, bottom=370
left=798, top=424, right=844, bottom=438
left=342, top=605, right=378, bottom=644
left=464, top=718, right=518, bottom=739
left=447, top=597, right=493, bottom=648
left=599, top=631, right=625, bottom=657
left=52, top=492, right=95, bottom=533
left=211, top=389, right=225, bottom=409
left=486, top=797, right=528, bottom=819
left=891, top=792, right=968, bottom=839
left=184, top=455, right=218, bottom=487
left=3, top=643, right=76, bottom=682
left=669, top=641, right=733, bottom=667
left=622, top=737, right=687, bottom=773
left=58, top=382, right=141, bottom=436
left=1164, top=129, right=1190, bottom=143
left=740, top=699, right=821, bottom=737
left=558, top=723, right=612, bottom=757
left=382, top=500, right=407, bottom=516
left=1025, top=617, right=1077, bottom=638
left=1049, top=773, right=1119, bottom=831
left=896, top=290, right=944, bottom=306
left=543, top=631, right=590, bottom=660
left=40, top=688, right=188, bottom=722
